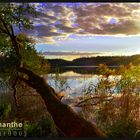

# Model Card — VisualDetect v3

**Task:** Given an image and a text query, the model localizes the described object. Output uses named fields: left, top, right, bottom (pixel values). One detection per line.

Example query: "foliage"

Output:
left=0, top=2, right=37, bottom=60
left=0, top=2, right=50, bottom=74
left=16, top=33, right=50, bottom=74
left=0, top=35, right=12, bottom=56
left=0, top=101, right=12, bottom=120
left=0, top=3, right=37, bottom=31
left=78, top=64, right=140, bottom=138
left=24, top=117, right=58, bottom=137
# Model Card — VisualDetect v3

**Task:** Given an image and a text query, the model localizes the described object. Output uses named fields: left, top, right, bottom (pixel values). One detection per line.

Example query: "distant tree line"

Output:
left=47, top=55, right=140, bottom=67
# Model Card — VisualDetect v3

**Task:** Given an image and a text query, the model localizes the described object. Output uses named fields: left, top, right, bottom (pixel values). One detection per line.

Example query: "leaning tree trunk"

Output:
left=10, top=36, right=106, bottom=137
left=17, top=67, right=107, bottom=137
left=5, top=27, right=106, bottom=137
left=0, top=14, right=106, bottom=137
left=10, top=35, right=24, bottom=68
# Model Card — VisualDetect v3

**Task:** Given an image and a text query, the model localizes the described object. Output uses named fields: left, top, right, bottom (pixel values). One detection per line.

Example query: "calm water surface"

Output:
left=46, top=70, right=121, bottom=106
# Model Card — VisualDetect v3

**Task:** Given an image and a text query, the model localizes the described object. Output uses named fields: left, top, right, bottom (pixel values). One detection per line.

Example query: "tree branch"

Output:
left=10, top=25, right=15, bottom=37
left=0, top=26, right=9, bottom=35
left=0, top=15, right=11, bottom=36
left=75, top=98, right=113, bottom=107
left=76, top=95, right=113, bottom=107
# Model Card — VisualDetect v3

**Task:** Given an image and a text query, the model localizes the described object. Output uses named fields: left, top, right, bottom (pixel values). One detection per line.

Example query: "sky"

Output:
left=26, top=3, right=140, bottom=60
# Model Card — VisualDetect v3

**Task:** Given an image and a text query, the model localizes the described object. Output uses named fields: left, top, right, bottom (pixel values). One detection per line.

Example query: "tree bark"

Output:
left=18, top=67, right=107, bottom=137
left=10, top=35, right=24, bottom=68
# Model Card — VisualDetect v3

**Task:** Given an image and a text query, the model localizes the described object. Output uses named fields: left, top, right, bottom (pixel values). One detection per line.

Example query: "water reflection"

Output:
left=46, top=71, right=121, bottom=106
left=47, top=71, right=98, bottom=97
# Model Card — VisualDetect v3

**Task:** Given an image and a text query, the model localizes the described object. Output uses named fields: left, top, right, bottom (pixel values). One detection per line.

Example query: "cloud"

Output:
left=28, top=3, right=78, bottom=43
left=74, top=3, right=140, bottom=36
left=43, top=37, right=55, bottom=44
left=28, top=3, right=140, bottom=44
left=55, top=24, right=79, bottom=33
left=33, top=25, right=61, bottom=37
left=35, top=37, right=55, bottom=44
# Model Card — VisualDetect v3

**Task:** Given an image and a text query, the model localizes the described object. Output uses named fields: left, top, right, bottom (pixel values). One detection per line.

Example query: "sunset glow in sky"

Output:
left=27, top=3, right=140, bottom=60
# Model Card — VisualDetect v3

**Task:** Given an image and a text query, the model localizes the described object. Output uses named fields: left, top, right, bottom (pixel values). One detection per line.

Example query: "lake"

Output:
left=46, top=67, right=121, bottom=107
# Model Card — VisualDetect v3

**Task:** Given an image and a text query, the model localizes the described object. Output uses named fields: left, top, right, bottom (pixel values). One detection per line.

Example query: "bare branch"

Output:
left=75, top=98, right=113, bottom=107
left=76, top=95, right=113, bottom=107
left=10, top=25, right=15, bottom=37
